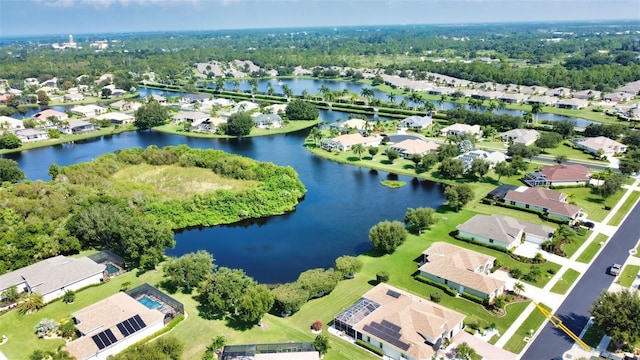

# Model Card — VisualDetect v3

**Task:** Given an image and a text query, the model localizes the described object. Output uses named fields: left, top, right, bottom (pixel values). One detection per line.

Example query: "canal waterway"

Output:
left=7, top=119, right=446, bottom=284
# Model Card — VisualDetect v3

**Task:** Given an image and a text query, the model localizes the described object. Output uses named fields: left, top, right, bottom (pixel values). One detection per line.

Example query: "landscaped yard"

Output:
left=502, top=303, right=550, bottom=354
left=539, top=142, right=607, bottom=163
left=576, top=234, right=609, bottom=264
left=550, top=268, right=581, bottom=295
left=562, top=230, right=592, bottom=258
left=617, top=265, right=640, bottom=288
left=608, top=191, right=640, bottom=226
left=560, top=187, right=625, bottom=223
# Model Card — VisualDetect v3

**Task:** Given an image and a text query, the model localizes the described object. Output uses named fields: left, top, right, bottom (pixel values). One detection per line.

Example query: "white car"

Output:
left=607, top=263, right=622, bottom=276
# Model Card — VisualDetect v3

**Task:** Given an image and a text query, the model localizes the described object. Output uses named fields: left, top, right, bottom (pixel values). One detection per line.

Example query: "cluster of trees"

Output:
left=0, top=145, right=305, bottom=273
left=285, top=99, right=319, bottom=120
left=590, top=289, right=640, bottom=350
left=134, top=100, right=170, bottom=130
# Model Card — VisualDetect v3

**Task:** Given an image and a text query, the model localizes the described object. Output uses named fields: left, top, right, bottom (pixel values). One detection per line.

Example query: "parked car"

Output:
left=607, top=263, right=622, bottom=276
left=582, top=221, right=595, bottom=229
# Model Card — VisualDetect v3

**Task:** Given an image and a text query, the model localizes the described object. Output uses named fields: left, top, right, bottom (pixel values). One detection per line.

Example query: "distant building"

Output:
left=15, top=128, right=49, bottom=142
left=321, top=133, right=380, bottom=151
left=555, top=98, right=589, bottom=110
left=397, top=115, right=433, bottom=130
left=34, top=109, right=68, bottom=122
left=571, top=136, right=627, bottom=157
left=252, top=113, right=283, bottom=129
left=95, top=112, right=135, bottom=125
left=499, top=129, right=540, bottom=146
left=455, top=150, right=507, bottom=170
left=440, top=123, right=482, bottom=138
left=71, top=105, right=107, bottom=117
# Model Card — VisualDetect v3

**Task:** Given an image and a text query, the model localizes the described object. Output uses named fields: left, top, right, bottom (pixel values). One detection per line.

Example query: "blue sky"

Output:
left=1, top=0, right=639, bottom=37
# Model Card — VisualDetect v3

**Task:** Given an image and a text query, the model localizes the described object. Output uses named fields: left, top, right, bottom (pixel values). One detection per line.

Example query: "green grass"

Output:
left=550, top=268, right=580, bottom=294
left=561, top=230, right=592, bottom=258
left=635, top=244, right=640, bottom=258
left=0, top=125, right=135, bottom=155
left=576, top=234, right=609, bottom=263
left=581, top=323, right=605, bottom=348
left=561, top=187, right=625, bottom=223
left=617, top=265, right=640, bottom=288
left=608, top=191, right=640, bottom=226
left=111, top=164, right=257, bottom=200
left=540, top=142, right=607, bottom=163
left=380, top=180, right=406, bottom=188
left=502, top=303, right=551, bottom=354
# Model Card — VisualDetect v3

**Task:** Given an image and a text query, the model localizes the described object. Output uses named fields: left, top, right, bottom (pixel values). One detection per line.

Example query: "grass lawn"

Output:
left=539, top=142, right=607, bottom=163
left=0, top=125, right=135, bottom=155
left=635, top=244, right=640, bottom=258
left=576, top=234, right=609, bottom=264
left=617, top=265, right=640, bottom=288
left=581, top=324, right=605, bottom=348
left=562, top=230, right=592, bottom=259
left=502, top=303, right=550, bottom=354
left=560, top=187, right=625, bottom=223
left=608, top=191, right=640, bottom=226
left=550, top=269, right=581, bottom=295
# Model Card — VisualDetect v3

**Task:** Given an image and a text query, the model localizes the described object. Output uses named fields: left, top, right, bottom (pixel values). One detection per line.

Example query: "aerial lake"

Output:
left=7, top=119, right=446, bottom=284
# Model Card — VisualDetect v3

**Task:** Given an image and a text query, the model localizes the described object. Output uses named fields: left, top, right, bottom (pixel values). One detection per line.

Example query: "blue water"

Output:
left=139, top=295, right=162, bottom=310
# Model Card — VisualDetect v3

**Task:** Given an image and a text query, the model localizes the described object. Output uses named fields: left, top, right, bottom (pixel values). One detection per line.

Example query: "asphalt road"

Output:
left=522, top=201, right=640, bottom=360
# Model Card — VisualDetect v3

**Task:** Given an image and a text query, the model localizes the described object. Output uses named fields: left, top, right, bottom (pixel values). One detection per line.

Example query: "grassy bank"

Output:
left=0, top=125, right=135, bottom=155
left=48, top=92, right=140, bottom=106
left=550, top=268, right=581, bottom=294
left=576, top=234, right=609, bottom=264
left=153, top=120, right=318, bottom=139
left=608, top=191, right=640, bottom=226
left=617, top=265, right=640, bottom=288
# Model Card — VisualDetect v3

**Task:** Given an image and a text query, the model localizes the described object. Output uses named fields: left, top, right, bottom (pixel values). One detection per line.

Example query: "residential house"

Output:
left=440, top=123, right=482, bottom=138
left=471, top=90, right=503, bottom=100
left=497, top=93, right=528, bottom=104
left=519, top=86, right=549, bottom=96
left=180, top=93, right=211, bottom=104
left=523, top=164, right=591, bottom=187
left=503, top=187, right=583, bottom=222
left=388, top=139, right=439, bottom=158
left=571, top=136, right=627, bottom=157
left=210, top=98, right=234, bottom=107
left=0, top=93, right=11, bottom=105
left=500, top=129, right=540, bottom=146
left=457, top=214, right=554, bottom=249
left=37, top=86, right=58, bottom=95
left=95, top=112, right=135, bottom=125
left=71, top=105, right=107, bottom=117
left=397, top=115, right=433, bottom=130
left=0, top=255, right=104, bottom=303
left=24, top=77, right=39, bottom=88
left=321, top=133, right=381, bottom=151
left=524, top=96, right=558, bottom=106
left=265, top=103, right=288, bottom=114
left=0, top=116, right=25, bottom=132
left=150, top=94, right=167, bottom=104
left=335, top=118, right=370, bottom=132
left=603, top=92, right=634, bottom=103
left=572, top=90, right=601, bottom=100
left=615, top=80, right=640, bottom=95
left=109, top=100, right=142, bottom=112
left=172, top=111, right=209, bottom=127
left=545, top=87, right=572, bottom=98
left=233, top=101, right=259, bottom=113
left=252, top=113, right=283, bottom=128
left=40, top=77, right=58, bottom=88
left=64, top=291, right=166, bottom=360
left=333, top=283, right=465, bottom=360
left=192, top=117, right=226, bottom=133
left=64, top=93, right=84, bottom=102
left=455, top=150, right=507, bottom=170
left=34, top=109, right=68, bottom=122
left=555, top=98, right=589, bottom=110
left=220, top=343, right=320, bottom=360
left=62, top=119, right=100, bottom=134
left=15, top=128, right=49, bottom=142
left=419, top=242, right=505, bottom=302
left=427, top=87, right=454, bottom=96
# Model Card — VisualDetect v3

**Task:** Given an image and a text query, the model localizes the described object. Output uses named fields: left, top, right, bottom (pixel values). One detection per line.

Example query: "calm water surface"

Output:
left=7, top=121, right=445, bottom=284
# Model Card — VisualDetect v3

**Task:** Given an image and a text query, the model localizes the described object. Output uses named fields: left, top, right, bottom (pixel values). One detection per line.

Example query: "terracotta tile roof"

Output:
left=539, top=164, right=591, bottom=182
left=390, top=139, right=439, bottom=155
left=353, top=283, right=465, bottom=359
left=34, top=109, right=66, bottom=119
left=419, top=242, right=504, bottom=296
left=504, top=187, right=582, bottom=218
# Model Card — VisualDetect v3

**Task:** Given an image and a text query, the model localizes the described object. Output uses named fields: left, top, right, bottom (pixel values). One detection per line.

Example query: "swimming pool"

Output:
left=138, top=295, right=162, bottom=310
left=106, top=263, right=119, bottom=275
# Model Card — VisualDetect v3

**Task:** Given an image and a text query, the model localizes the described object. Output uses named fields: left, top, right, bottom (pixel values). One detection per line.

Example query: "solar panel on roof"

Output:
left=105, top=329, right=117, bottom=343
left=117, top=323, right=128, bottom=337
left=386, top=289, right=401, bottom=298
left=133, top=314, right=146, bottom=328
left=92, top=334, right=106, bottom=350
left=363, top=323, right=410, bottom=351
left=122, top=320, right=135, bottom=334
left=98, top=332, right=111, bottom=347
left=129, top=318, right=141, bottom=331
left=380, top=320, right=401, bottom=333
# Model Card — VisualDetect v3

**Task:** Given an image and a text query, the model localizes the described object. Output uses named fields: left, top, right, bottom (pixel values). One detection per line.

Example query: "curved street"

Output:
left=522, top=198, right=640, bottom=360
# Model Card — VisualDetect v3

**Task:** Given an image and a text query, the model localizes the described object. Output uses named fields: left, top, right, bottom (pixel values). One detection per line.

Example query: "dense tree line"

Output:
left=0, top=145, right=306, bottom=273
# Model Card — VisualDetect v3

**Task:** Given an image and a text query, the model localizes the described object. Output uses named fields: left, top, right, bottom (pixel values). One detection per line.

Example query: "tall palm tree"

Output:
left=233, top=80, right=240, bottom=92
left=301, top=89, right=308, bottom=99
left=424, top=101, right=436, bottom=113
left=309, top=127, right=322, bottom=146
left=352, top=143, right=365, bottom=160
left=513, top=282, right=525, bottom=296
left=215, top=77, right=225, bottom=92
left=531, top=102, right=542, bottom=123
left=318, top=85, right=330, bottom=98
left=267, top=82, right=275, bottom=96
left=18, top=292, right=45, bottom=315
left=282, top=84, right=292, bottom=99
left=387, top=93, right=396, bottom=103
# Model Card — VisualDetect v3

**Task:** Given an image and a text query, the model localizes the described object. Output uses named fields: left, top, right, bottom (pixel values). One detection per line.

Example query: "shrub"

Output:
left=376, top=271, right=389, bottom=283
left=62, top=290, right=75, bottom=304
left=414, top=275, right=457, bottom=296
left=461, top=292, right=485, bottom=305
left=312, top=320, right=322, bottom=331
left=533, top=253, right=545, bottom=264
left=430, top=293, right=442, bottom=303
left=59, top=320, right=77, bottom=339
left=510, top=268, right=523, bottom=279
left=356, top=339, right=385, bottom=356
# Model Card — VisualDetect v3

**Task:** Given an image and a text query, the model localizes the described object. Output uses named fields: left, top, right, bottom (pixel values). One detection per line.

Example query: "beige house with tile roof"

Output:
left=419, top=242, right=505, bottom=303
left=388, top=139, right=439, bottom=158
left=334, top=283, right=465, bottom=360
left=65, top=291, right=165, bottom=360
left=321, top=133, right=381, bottom=151
left=571, top=136, right=627, bottom=157
left=457, top=214, right=554, bottom=249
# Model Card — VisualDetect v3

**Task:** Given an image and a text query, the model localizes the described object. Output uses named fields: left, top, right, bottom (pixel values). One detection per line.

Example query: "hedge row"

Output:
left=461, top=291, right=487, bottom=306
left=356, top=339, right=385, bottom=356
left=414, top=275, right=458, bottom=297
left=451, top=233, right=511, bottom=254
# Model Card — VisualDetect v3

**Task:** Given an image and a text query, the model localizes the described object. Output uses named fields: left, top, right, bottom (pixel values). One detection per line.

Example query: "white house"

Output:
left=555, top=98, right=589, bottom=110
left=65, top=292, right=165, bottom=360
left=321, top=133, right=380, bottom=152
left=15, top=128, right=50, bottom=142
left=440, top=123, right=482, bottom=138
left=71, top=105, right=107, bottom=117
left=455, top=149, right=508, bottom=170
left=0, top=255, right=104, bottom=303
left=0, top=115, right=25, bottom=132
left=397, top=115, right=433, bottom=130
left=252, top=113, right=283, bottom=129
left=571, top=136, right=627, bottom=157
left=457, top=214, right=554, bottom=249
left=95, top=112, right=135, bottom=125
left=500, top=129, right=540, bottom=146
left=387, top=139, right=439, bottom=158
